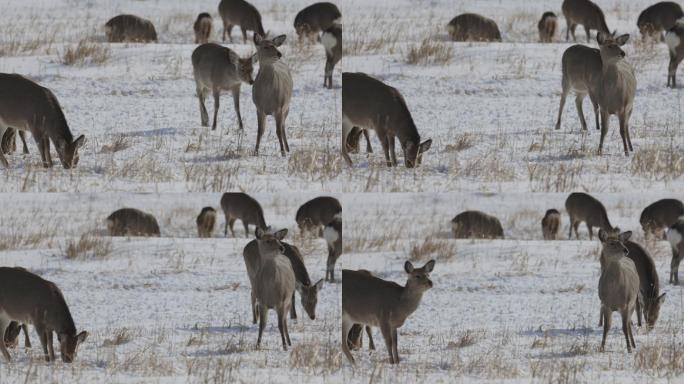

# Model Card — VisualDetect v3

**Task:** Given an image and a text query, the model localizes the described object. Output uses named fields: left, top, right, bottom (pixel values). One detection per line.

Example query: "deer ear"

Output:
left=274, top=228, right=288, bottom=240
left=620, top=231, right=633, bottom=242
left=616, top=34, right=630, bottom=46
left=76, top=331, right=88, bottom=344
left=424, top=260, right=436, bottom=273
left=73, top=135, right=86, bottom=150
left=273, top=34, right=287, bottom=46
left=404, top=261, right=414, bottom=273
left=419, top=139, right=432, bottom=154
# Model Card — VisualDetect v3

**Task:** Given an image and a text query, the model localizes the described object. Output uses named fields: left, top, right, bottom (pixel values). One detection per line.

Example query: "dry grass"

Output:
left=100, top=135, right=132, bottom=154
left=406, top=38, right=453, bottom=65
left=528, top=161, right=585, bottom=192
left=63, top=233, right=112, bottom=260
left=102, top=328, right=133, bottom=347
left=631, top=147, right=684, bottom=181
left=635, top=338, right=684, bottom=377
left=444, top=133, right=475, bottom=152
left=447, top=330, right=483, bottom=349
left=289, top=341, right=343, bottom=373
left=62, top=39, right=110, bottom=66
left=409, top=236, right=456, bottom=262
left=287, top=149, right=343, bottom=181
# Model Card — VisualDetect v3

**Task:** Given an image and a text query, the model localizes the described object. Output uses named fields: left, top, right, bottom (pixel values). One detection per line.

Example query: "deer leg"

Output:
left=18, top=131, right=28, bottom=155
left=0, top=319, right=11, bottom=362
left=570, top=24, right=577, bottom=42
left=197, top=87, right=209, bottom=127
left=626, top=109, right=634, bottom=152
left=324, top=57, right=333, bottom=88
left=366, top=326, right=375, bottom=350
left=22, top=324, right=30, bottom=348
left=598, top=109, right=609, bottom=155
left=388, top=136, right=397, bottom=167
left=326, top=245, right=335, bottom=282
left=565, top=19, right=570, bottom=41
left=601, top=307, right=610, bottom=352
left=251, top=289, right=258, bottom=324
left=668, top=54, right=678, bottom=88
left=277, top=308, right=287, bottom=351
left=43, top=138, right=52, bottom=167
left=284, top=308, right=292, bottom=346
left=243, top=220, right=249, bottom=238
left=636, top=297, right=642, bottom=327
left=36, top=325, right=49, bottom=361
left=575, top=94, right=588, bottom=131
left=255, top=111, right=265, bottom=156
left=587, top=223, right=593, bottom=240
left=555, top=87, right=568, bottom=130
left=670, top=248, right=678, bottom=284
left=621, top=313, right=631, bottom=353
left=362, top=129, right=373, bottom=153
left=618, top=114, right=628, bottom=156
left=342, top=119, right=354, bottom=166
left=256, top=306, right=267, bottom=349
left=0, top=126, right=9, bottom=167
left=573, top=221, right=580, bottom=240
left=211, top=90, right=220, bottom=131
left=341, top=317, right=355, bottom=364
left=231, top=87, right=243, bottom=131
left=629, top=318, right=636, bottom=348
left=598, top=307, right=603, bottom=327
left=589, top=94, right=600, bottom=131
left=46, top=330, right=55, bottom=361
left=289, top=292, right=297, bottom=319
left=568, top=216, right=574, bottom=239
left=379, top=135, right=391, bottom=167
left=241, top=26, right=248, bottom=44
left=585, top=25, right=591, bottom=43
left=380, top=322, right=394, bottom=364
left=274, top=112, right=285, bottom=156
left=282, top=110, right=290, bottom=152
left=391, top=328, right=399, bottom=364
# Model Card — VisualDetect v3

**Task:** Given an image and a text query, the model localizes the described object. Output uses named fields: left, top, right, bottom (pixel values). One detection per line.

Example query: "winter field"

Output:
left=342, top=192, right=684, bottom=382
left=342, top=0, right=684, bottom=193
left=0, top=0, right=340, bottom=193
left=0, top=192, right=342, bottom=383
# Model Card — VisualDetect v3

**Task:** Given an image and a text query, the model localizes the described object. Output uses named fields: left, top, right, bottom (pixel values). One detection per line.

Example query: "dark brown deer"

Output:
left=295, top=196, right=341, bottom=235
left=105, top=14, right=157, bottom=43
left=562, top=0, right=610, bottom=42
left=554, top=44, right=602, bottom=132
left=220, top=192, right=267, bottom=238
left=294, top=2, right=341, bottom=41
left=106, top=208, right=160, bottom=237
left=447, top=13, right=502, bottom=42
left=451, top=211, right=504, bottom=239
left=194, top=13, right=213, bottom=44
left=218, top=0, right=265, bottom=43
left=565, top=192, right=616, bottom=240
left=640, top=199, right=684, bottom=240
left=538, top=12, right=558, bottom=43
left=542, top=209, right=561, bottom=240
left=196, top=207, right=217, bottom=238
left=638, top=2, right=683, bottom=41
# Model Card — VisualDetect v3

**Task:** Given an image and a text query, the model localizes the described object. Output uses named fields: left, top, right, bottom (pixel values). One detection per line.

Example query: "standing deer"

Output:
left=562, top=0, right=610, bottom=42
left=598, top=230, right=639, bottom=353
left=218, top=0, right=265, bottom=43
left=220, top=192, right=267, bottom=238
left=296, top=196, right=342, bottom=235
left=554, top=44, right=602, bottom=132
left=538, top=12, right=558, bottom=43
left=342, top=260, right=435, bottom=364
left=542, top=209, right=561, bottom=240
left=596, top=32, right=636, bottom=156
left=191, top=43, right=255, bottom=131
left=105, top=14, right=157, bottom=43
left=106, top=208, right=160, bottom=237
left=640, top=199, right=684, bottom=240
left=565, top=192, right=616, bottom=240
left=342, top=72, right=432, bottom=168
left=323, top=214, right=342, bottom=282
left=665, top=22, right=684, bottom=88
left=451, top=211, right=504, bottom=239
left=638, top=2, right=683, bottom=41
left=0, top=74, right=85, bottom=169
left=1, top=129, right=28, bottom=155
left=294, top=2, right=342, bottom=41
left=0, top=267, right=88, bottom=362
left=447, top=13, right=502, bottom=42
left=321, top=23, right=342, bottom=89
left=252, top=34, right=293, bottom=156
left=194, top=13, right=213, bottom=44
left=667, top=219, right=684, bottom=285
left=196, top=207, right=217, bottom=238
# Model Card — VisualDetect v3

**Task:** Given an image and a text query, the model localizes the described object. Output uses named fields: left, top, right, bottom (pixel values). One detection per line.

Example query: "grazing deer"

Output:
left=220, top=192, right=267, bottom=238
left=296, top=196, right=342, bottom=235
left=562, top=0, right=610, bottom=42
left=624, top=240, right=665, bottom=330
left=194, top=13, right=213, bottom=44
left=253, top=228, right=296, bottom=350
left=346, top=126, right=373, bottom=154
left=218, top=0, right=265, bottom=43
left=105, top=14, right=157, bottom=43
left=596, top=32, right=636, bottom=156
left=451, top=211, right=504, bottom=239
left=321, top=23, right=342, bottom=89
left=447, top=13, right=502, bottom=42
left=565, top=192, right=615, bottom=240
left=667, top=219, right=684, bottom=285
left=1, top=129, right=28, bottom=155
left=640, top=199, right=684, bottom=240
left=281, top=242, right=324, bottom=320
left=191, top=43, right=255, bottom=131
left=342, top=260, right=435, bottom=364
left=294, top=2, right=342, bottom=41
left=542, top=209, right=561, bottom=240
left=554, top=44, right=602, bottom=132
left=666, top=22, right=684, bottom=88
left=598, top=230, right=639, bottom=353
left=638, top=2, right=683, bottom=41
left=196, top=207, right=217, bottom=238
left=0, top=267, right=88, bottom=362
left=538, top=12, right=558, bottom=43
left=323, top=214, right=342, bottom=282
left=106, top=208, right=161, bottom=237
left=342, top=72, right=432, bottom=168
left=0, top=74, right=85, bottom=169
left=252, top=34, right=293, bottom=156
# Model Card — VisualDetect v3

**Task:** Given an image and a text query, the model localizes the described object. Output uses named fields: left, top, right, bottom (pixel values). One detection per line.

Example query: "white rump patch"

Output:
left=323, top=225, right=339, bottom=245
left=667, top=227, right=682, bottom=250
left=321, top=31, right=337, bottom=55
left=665, top=31, right=681, bottom=54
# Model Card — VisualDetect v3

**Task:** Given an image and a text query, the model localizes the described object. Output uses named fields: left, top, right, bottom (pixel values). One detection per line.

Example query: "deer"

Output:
left=342, top=260, right=435, bottom=364
left=538, top=12, right=558, bottom=43
left=324, top=214, right=342, bottom=282
left=0, top=74, right=86, bottom=169
left=542, top=209, right=561, bottom=240
left=196, top=207, right=217, bottom=238
left=640, top=199, right=684, bottom=240
left=4, top=322, right=31, bottom=349
left=106, top=208, right=161, bottom=237
left=0, top=267, right=88, bottom=362
left=218, top=0, right=265, bottom=44
left=451, top=211, right=504, bottom=239
left=281, top=242, right=324, bottom=320
left=623, top=240, right=665, bottom=330
left=105, top=14, right=157, bottom=43
left=561, top=0, right=610, bottom=42
left=294, top=2, right=342, bottom=42
left=447, top=13, right=502, bottom=42
left=321, top=23, right=342, bottom=89
left=596, top=32, right=636, bottom=156
left=252, top=34, right=293, bottom=156
left=346, top=126, right=373, bottom=154
left=598, top=230, right=640, bottom=353
left=346, top=270, right=375, bottom=352
left=638, top=2, right=683, bottom=41
left=565, top=192, right=616, bottom=240
left=342, top=72, right=432, bottom=168
left=667, top=219, right=684, bottom=285
left=554, top=44, right=603, bottom=133
left=220, top=192, right=267, bottom=238
left=191, top=43, right=256, bottom=131
left=1, top=129, right=28, bottom=155
left=253, top=228, right=296, bottom=350
left=194, top=13, right=213, bottom=44
left=665, top=22, right=684, bottom=88
left=295, top=196, right=341, bottom=235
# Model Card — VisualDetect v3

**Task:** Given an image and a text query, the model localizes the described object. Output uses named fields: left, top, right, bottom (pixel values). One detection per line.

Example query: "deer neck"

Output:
left=396, top=283, right=425, bottom=319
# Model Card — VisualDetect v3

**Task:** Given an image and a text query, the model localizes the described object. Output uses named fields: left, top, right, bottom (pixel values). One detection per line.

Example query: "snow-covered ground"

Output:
left=0, top=193, right=342, bottom=382
left=342, top=192, right=684, bottom=382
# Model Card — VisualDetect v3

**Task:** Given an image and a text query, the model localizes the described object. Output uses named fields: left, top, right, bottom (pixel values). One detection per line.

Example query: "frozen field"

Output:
left=342, top=192, right=684, bottom=382
left=342, top=0, right=684, bottom=193
left=0, top=0, right=340, bottom=192
left=0, top=193, right=342, bottom=383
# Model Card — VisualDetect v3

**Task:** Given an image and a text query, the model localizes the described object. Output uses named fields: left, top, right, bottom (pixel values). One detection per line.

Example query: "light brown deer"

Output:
left=105, top=14, right=157, bottom=43
left=342, top=260, right=435, bottom=364
left=542, top=209, right=561, bottom=240
left=194, top=13, right=213, bottom=44
left=252, top=34, right=293, bottom=156
left=296, top=196, right=341, bottom=235
left=196, top=207, right=216, bottom=238
left=342, top=72, right=432, bottom=168
left=0, top=74, right=85, bottom=169
left=243, top=228, right=287, bottom=324
left=565, top=192, right=616, bottom=240
left=294, top=2, right=341, bottom=41
left=323, top=214, right=342, bottom=282
left=106, top=208, right=160, bottom=237
left=451, top=211, right=504, bottom=239
left=321, top=23, right=342, bottom=89
left=220, top=192, right=267, bottom=238
left=218, top=0, right=265, bottom=43
left=554, top=44, right=602, bottom=132
left=0, top=267, right=88, bottom=362
left=666, top=22, right=684, bottom=88
left=562, top=0, right=610, bottom=42
left=447, top=13, right=502, bottom=42
left=538, top=12, right=558, bottom=43
left=192, top=43, right=255, bottom=131
left=638, top=2, right=683, bottom=41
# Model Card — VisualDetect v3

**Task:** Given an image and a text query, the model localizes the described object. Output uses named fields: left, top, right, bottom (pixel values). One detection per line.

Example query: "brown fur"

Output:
left=196, top=207, right=216, bottom=238
left=542, top=209, right=561, bottom=240
left=447, top=13, right=502, bottom=42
